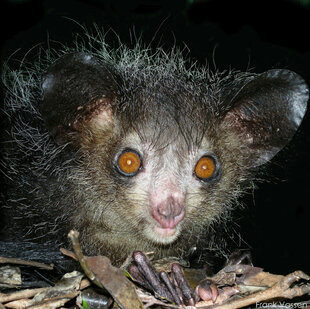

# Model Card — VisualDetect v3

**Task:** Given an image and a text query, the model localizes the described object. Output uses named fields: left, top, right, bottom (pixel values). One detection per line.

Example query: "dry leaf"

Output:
left=0, top=266, right=21, bottom=286
left=85, top=255, right=143, bottom=309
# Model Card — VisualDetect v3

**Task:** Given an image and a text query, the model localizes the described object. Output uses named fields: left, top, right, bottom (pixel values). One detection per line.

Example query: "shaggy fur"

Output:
left=1, top=31, right=308, bottom=267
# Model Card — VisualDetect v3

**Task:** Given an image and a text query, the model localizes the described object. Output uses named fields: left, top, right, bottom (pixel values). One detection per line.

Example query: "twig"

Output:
left=4, top=298, right=32, bottom=309
left=0, top=279, right=90, bottom=304
left=0, top=288, right=48, bottom=304
left=0, top=257, right=53, bottom=270
left=80, top=278, right=92, bottom=290
left=200, top=271, right=310, bottom=309
left=67, top=230, right=108, bottom=290
left=28, top=298, right=70, bottom=309
left=26, top=291, right=78, bottom=309
left=5, top=291, right=79, bottom=309
left=59, top=248, right=77, bottom=261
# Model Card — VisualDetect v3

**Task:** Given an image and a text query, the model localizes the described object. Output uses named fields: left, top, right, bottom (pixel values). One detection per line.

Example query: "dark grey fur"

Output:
left=1, top=34, right=308, bottom=267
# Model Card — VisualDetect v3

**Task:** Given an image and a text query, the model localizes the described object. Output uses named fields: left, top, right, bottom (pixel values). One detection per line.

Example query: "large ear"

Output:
left=221, top=69, right=308, bottom=166
left=40, top=52, right=118, bottom=144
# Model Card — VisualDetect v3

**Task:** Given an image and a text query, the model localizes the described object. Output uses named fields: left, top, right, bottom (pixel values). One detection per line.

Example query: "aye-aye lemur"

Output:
left=0, top=34, right=308, bottom=267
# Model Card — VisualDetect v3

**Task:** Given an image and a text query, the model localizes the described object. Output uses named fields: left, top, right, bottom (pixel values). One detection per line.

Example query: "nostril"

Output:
left=158, top=202, right=174, bottom=218
left=152, top=200, right=185, bottom=229
left=173, top=203, right=183, bottom=217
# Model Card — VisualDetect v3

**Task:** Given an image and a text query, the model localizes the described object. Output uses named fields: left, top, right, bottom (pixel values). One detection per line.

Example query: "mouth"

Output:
left=144, top=222, right=181, bottom=244
left=154, top=226, right=176, bottom=237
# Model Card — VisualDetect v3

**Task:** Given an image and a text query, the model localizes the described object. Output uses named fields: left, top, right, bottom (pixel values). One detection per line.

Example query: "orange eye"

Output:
left=117, top=150, right=142, bottom=176
left=195, top=156, right=216, bottom=180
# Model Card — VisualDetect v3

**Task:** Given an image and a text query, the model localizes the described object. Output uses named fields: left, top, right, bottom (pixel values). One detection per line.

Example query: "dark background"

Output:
left=1, top=0, right=309, bottom=274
